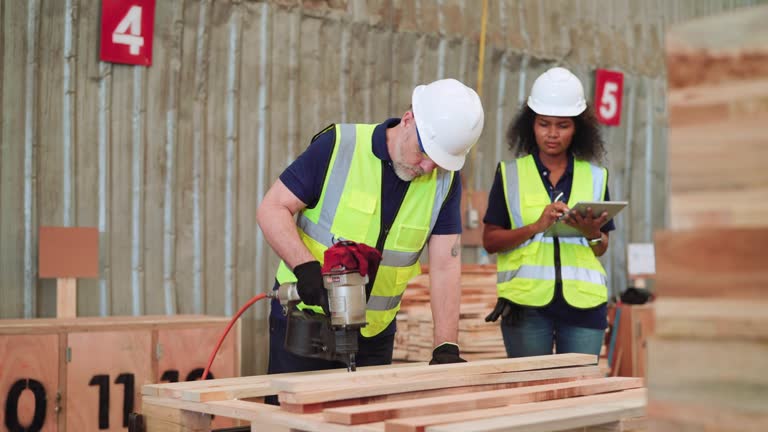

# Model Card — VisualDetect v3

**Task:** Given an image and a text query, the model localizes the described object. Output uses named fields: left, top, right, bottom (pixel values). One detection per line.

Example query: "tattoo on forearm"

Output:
left=451, top=236, right=460, bottom=257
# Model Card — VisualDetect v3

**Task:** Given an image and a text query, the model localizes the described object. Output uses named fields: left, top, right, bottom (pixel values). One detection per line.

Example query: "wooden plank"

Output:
left=281, top=374, right=601, bottom=415
left=279, top=365, right=603, bottom=405
left=272, top=354, right=596, bottom=393
left=654, top=228, right=768, bottom=299
left=654, top=297, right=768, bottom=340
left=424, top=397, right=645, bottom=432
left=647, top=337, right=768, bottom=413
left=143, top=396, right=383, bottom=432
left=647, top=399, right=768, bottom=432
left=385, top=389, right=647, bottom=432
left=72, top=0, right=104, bottom=317
left=0, top=334, right=59, bottom=432
left=323, top=377, right=643, bottom=425
left=666, top=4, right=768, bottom=90
left=0, top=0, right=29, bottom=319
left=56, top=277, right=77, bottom=318
left=142, top=362, right=426, bottom=400
left=142, top=402, right=212, bottom=432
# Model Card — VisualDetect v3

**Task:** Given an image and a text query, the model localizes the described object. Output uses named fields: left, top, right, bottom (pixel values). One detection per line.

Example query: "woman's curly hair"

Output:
left=506, top=104, right=606, bottom=163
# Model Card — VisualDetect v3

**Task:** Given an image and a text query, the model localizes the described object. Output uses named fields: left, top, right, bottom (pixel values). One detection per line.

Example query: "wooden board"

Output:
left=665, top=5, right=768, bottom=231
left=646, top=337, right=768, bottom=413
left=0, top=334, right=59, bottom=432
left=281, top=369, right=603, bottom=414
left=654, top=228, right=768, bottom=299
left=425, top=396, right=645, bottom=432
left=66, top=331, right=153, bottom=432
left=654, top=297, right=768, bottom=340
left=647, top=399, right=768, bottom=432
left=323, top=377, right=643, bottom=425
left=385, top=390, right=647, bottom=432
left=274, top=354, right=595, bottom=400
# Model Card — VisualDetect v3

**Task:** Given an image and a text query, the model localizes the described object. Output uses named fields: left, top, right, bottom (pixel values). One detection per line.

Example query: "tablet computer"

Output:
left=543, top=201, right=628, bottom=238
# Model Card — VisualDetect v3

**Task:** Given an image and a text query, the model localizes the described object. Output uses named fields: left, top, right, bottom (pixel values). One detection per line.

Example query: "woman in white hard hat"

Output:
left=482, top=67, right=614, bottom=360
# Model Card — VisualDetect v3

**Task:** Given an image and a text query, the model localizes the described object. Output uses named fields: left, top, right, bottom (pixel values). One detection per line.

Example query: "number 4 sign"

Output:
left=594, top=69, right=624, bottom=126
left=100, top=0, right=155, bottom=66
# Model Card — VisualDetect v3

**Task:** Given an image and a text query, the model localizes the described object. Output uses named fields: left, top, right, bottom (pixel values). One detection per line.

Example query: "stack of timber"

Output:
left=650, top=6, right=768, bottom=431
left=394, top=265, right=504, bottom=361
left=141, top=353, right=647, bottom=432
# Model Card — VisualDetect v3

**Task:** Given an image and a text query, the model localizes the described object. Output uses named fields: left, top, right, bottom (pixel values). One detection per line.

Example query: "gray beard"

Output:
left=393, top=162, right=423, bottom=181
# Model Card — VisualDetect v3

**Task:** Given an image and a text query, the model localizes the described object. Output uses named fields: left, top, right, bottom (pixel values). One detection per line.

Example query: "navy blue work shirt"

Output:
left=272, top=118, right=463, bottom=334
left=483, top=151, right=615, bottom=330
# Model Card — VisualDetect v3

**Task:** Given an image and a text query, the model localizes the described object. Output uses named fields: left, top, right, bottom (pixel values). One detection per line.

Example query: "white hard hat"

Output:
left=527, top=67, right=587, bottom=117
left=412, top=79, right=484, bottom=171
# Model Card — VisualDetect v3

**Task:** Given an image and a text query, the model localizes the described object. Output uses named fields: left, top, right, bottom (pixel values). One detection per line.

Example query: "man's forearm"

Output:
left=256, top=202, right=315, bottom=269
left=428, top=235, right=462, bottom=347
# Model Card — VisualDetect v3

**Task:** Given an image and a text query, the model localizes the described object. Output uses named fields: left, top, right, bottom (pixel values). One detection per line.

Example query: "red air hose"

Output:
left=201, top=292, right=269, bottom=381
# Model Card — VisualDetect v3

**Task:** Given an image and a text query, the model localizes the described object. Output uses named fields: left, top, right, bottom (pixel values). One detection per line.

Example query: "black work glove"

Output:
left=485, top=298, right=522, bottom=325
left=429, top=342, right=467, bottom=365
left=293, top=261, right=329, bottom=314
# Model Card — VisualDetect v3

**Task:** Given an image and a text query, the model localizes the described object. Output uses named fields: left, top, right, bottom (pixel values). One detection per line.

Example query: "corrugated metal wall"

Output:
left=1, top=0, right=762, bottom=375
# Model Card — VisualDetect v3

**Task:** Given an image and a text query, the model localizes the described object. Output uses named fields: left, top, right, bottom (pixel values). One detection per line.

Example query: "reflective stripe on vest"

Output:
left=496, top=155, right=608, bottom=308
left=275, top=124, right=453, bottom=335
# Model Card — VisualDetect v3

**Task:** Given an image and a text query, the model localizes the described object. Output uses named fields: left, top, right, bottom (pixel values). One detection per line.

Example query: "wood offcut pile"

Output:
left=394, top=264, right=506, bottom=361
left=140, top=353, right=647, bottom=432
left=649, top=6, right=768, bottom=431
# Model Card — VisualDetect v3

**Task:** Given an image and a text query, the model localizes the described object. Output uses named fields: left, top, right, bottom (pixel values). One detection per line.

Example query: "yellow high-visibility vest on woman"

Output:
left=496, top=155, right=608, bottom=308
left=275, top=124, right=455, bottom=337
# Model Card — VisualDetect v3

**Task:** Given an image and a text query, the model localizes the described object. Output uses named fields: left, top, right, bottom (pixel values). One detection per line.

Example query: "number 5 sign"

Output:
left=594, top=69, right=624, bottom=126
left=100, top=0, right=155, bottom=66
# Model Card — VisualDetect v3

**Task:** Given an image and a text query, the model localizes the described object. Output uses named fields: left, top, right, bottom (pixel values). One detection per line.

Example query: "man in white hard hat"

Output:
left=257, top=79, right=485, bottom=383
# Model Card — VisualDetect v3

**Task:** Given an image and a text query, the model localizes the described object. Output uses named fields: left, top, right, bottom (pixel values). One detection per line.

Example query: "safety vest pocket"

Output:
left=394, top=224, right=429, bottom=250
left=337, top=189, right=377, bottom=240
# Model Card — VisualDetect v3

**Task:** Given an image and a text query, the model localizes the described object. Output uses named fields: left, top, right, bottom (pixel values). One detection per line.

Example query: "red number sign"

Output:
left=100, top=0, right=155, bottom=66
left=594, top=69, right=624, bottom=126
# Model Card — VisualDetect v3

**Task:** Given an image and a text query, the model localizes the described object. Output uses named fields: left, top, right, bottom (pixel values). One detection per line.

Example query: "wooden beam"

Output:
left=280, top=374, right=600, bottom=414
left=654, top=228, right=768, bottom=299
left=324, top=377, right=643, bottom=425
left=272, top=354, right=596, bottom=394
left=279, top=365, right=603, bottom=405
left=654, top=297, right=768, bottom=340
left=424, top=397, right=645, bottom=432
left=647, top=399, right=768, bottom=432
left=56, top=277, right=77, bottom=318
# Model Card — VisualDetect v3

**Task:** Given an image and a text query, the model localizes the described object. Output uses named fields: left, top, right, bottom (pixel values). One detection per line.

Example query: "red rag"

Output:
left=322, top=242, right=382, bottom=277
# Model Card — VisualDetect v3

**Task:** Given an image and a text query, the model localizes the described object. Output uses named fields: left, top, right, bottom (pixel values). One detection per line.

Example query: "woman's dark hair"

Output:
left=506, top=104, right=606, bottom=163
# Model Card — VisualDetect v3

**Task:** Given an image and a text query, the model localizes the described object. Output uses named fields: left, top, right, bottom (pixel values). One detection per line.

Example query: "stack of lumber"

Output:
left=394, top=264, right=504, bottom=361
left=141, top=353, right=647, bottom=432
left=650, top=6, right=768, bottom=431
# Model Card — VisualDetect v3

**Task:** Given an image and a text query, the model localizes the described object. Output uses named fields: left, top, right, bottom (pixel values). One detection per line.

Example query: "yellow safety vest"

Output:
left=275, top=124, right=455, bottom=337
left=496, top=155, right=608, bottom=309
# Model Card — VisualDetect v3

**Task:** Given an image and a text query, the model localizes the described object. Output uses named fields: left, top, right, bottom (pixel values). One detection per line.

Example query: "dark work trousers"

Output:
left=265, top=305, right=395, bottom=405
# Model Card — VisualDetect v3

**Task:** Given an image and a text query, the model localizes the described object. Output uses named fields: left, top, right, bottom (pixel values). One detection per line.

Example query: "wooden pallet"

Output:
left=140, top=354, right=646, bottom=432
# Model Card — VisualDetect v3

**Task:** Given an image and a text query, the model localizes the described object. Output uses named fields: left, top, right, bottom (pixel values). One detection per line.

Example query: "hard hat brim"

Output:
left=527, top=97, right=587, bottom=117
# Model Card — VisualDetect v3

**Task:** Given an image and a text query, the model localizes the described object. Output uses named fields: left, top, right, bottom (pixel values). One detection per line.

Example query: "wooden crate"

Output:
left=0, top=315, right=241, bottom=432
left=140, top=353, right=647, bottom=432
left=612, top=304, right=655, bottom=378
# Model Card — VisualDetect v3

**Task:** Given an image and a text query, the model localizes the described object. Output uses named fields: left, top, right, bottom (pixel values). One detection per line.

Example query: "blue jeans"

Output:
left=500, top=308, right=603, bottom=361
